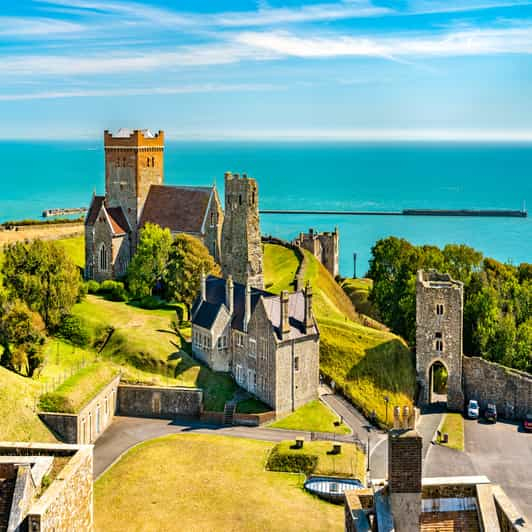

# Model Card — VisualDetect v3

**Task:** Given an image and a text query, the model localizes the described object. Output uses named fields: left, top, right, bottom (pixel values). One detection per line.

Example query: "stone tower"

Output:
left=221, top=172, right=264, bottom=289
left=416, top=270, right=464, bottom=411
left=104, top=128, right=164, bottom=246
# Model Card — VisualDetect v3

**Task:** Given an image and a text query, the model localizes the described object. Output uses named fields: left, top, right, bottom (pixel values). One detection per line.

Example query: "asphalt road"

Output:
left=425, top=417, right=532, bottom=524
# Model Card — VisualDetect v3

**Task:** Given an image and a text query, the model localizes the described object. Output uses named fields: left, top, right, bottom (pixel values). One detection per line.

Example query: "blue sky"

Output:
left=1, top=0, right=532, bottom=139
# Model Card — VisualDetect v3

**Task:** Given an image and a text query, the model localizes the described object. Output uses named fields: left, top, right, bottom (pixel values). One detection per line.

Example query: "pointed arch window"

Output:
left=99, top=244, right=108, bottom=271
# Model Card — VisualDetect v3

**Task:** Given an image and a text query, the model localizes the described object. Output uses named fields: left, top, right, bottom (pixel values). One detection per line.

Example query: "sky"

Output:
left=1, top=0, right=532, bottom=140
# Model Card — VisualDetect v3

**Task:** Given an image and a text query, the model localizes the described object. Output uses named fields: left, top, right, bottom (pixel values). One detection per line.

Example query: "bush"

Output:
left=136, top=295, right=163, bottom=310
left=266, top=448, right=318, bottom=475
left=38, top=393, right=75, bottom=413
left=86, top=280, right=100, bottom=294
left=99, top=280, right=128, bottom=302
left=56, top=315, right=90, bottom=347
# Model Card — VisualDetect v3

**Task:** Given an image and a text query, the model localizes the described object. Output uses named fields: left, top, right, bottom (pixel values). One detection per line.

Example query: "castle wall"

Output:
left=294, top=228, right=339, bottom=278
left=463, top=356, right=532, bottom=419
left=416, top=271, right=464, bottom=411
left=221, top=173, right=264, bottom=289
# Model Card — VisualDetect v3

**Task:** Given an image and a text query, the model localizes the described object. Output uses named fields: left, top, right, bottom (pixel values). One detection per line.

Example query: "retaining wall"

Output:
left=463, top=356, right=532, bottom=418
left=39, top=374, right=120, bottom=444
left=200, top=410, right=276, bottom=426
left=117, top=384, right=203, bottom=418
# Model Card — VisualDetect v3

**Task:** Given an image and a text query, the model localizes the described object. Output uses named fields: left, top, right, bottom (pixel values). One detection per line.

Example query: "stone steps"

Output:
left=223, top=402, right=236, bottom=426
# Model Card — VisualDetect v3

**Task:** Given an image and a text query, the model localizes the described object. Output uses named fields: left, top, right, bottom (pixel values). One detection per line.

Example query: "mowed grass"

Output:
left=438, top=413, right=465, bottom=451
left=263, top=244, right=300, bottom=293
left=72, top=295, right=235, bottom=410
left=95, top=434, right=343, bottom=532
left=264, top=244, right=415, bottom=428
left=270, top=440, right=365, bottom=480
left=0, top=365, right=55, bottom=442
left=54, top=235, right=85, bottom=270
left=269, top=400, right=351, bottom=434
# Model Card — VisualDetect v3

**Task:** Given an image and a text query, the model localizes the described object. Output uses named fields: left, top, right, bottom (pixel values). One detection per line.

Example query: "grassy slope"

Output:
left=341, top=278, right=379, bottom=319
left=269, top=400, right=351, bottom=434
left=264, top=244, right=415, bottom=427
left=72, top=295, right=235, bottom=411
left=55, top=235, right=85, bottom=270
left=95, top=434, right=342, bottom=532
left=263, top=244, right=300, bottom=292
left=0, top=365, right=56, bottom=442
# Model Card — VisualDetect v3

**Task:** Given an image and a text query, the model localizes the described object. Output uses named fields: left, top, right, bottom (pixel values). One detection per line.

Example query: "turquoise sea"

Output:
left=0, top=141, right=531, bottom=276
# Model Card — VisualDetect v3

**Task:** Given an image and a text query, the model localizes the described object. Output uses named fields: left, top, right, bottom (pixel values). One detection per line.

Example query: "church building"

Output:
left=85, top=129, right=223, bottom=281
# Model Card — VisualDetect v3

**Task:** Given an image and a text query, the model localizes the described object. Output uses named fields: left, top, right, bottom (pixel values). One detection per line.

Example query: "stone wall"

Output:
left=39, top=374, right=120, bottom=444
left=416, top=270, right=464, bottom=411
left=27, top=445, right=93, bottom=532
left=117, top=384, right=203, bottom=418
left=463, top=356, right=532, bottom=419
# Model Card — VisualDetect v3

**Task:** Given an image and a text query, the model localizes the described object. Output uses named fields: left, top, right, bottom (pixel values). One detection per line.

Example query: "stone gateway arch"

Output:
left=416, top=270, right=465, bottom=411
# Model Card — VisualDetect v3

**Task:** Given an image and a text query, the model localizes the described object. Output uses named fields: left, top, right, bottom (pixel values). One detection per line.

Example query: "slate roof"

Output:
left=106, top=206, right=130, bottom=235
left=192, top=276, right=316, bottom=341
left=139, top=185, right=213, bottom=234
left=85, top=195, right=105, bottom=226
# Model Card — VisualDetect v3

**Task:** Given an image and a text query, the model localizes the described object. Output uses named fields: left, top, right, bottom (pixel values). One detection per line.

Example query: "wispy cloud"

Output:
left=0, top=83, right=281, bottom=101
left=407, top=0, right=532, bottom=15
left=236, top=24, right=532, bottom=59
left=0, top=16, right=83, bottom=36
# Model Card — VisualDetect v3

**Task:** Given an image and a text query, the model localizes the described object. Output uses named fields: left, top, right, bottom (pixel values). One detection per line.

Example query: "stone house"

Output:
left=191, top=275, right=320, bottom=415
left=85, top=128, right=223, bottom=281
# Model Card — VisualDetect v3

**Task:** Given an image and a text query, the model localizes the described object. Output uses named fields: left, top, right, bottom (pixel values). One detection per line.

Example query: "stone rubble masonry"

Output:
left=293, top=227, right=339, bottom=278
left=39, top=374, right=120, bottom=444
left=0, top=442, right=93, bottom=532
left=221, top=172, right=264, bottom=289
left=416, top=270, right=464, bottom=411
left=117, top=384, right=203, bottom=418
left=463, top=355, right=532, bottom=419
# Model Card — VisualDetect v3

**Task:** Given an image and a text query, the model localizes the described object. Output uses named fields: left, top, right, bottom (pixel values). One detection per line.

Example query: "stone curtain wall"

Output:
left=463, top=356, right=532, bottom=419
left=117, top=384, right=203, bottom=418
left=27, top=446, right=93, bottom=532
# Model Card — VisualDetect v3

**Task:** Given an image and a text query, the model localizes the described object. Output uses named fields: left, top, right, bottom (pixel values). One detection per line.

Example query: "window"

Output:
left=151, top=156, right=155, bottom=167
left=236, top=364, right=244, bottom=384
left=252, top=191, right=255, bottom=204
left=436, top=304, right=444, bottom=315
left=435, top=333, right=443, bottom=352
left=218, top=336, right=227, bottom=350
left=249, top=338, right=257, bottom=358
left=294, top=356, right=299, bottom=371
left=147, top=157, right=150, bottom=167
left=237, top=334, right=244, bottom=347
left=210, top=212, right=215, bottom=227
left=239, top=194, right=242, bottom=205
left=99, top=245, right=108, bottom=271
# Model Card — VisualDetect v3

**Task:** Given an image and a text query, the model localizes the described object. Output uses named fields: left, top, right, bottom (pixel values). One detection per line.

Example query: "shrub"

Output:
left=86, top=280, right=100, bottom=294
left=38, top=393, right=75, bottom=413
left=56, top=315, right=90, bottom=347
left=136, top=295, right=163, bottom=310
left=99, top=280, right=128, bottom=302
left=266, top=448, right=318, bottom=475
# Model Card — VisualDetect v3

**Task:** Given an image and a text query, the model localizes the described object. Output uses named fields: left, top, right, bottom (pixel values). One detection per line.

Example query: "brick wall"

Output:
left=117, top=384, right=203, bottom=418
left=388, top=430, right=423, bottom=493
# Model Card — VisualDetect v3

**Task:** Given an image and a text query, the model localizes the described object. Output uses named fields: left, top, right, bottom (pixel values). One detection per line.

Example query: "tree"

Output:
left=0, top=300, right=45, bottom=376
left=442, top=244, right=483, bottom=285
left=2, top=240, right=82, bottom=330
left=127, top=223, right=173, bottom=298
left=164, top=234, right=220, bottom=319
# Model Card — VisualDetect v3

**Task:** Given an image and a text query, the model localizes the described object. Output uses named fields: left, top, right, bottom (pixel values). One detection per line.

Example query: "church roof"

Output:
left=139, top=185, right=213, bottom=234
left=192, top=276, right=316, bottom=341
left=106, top=206, right=130, bottom=235
left=85, top=195, right=105, bottom=226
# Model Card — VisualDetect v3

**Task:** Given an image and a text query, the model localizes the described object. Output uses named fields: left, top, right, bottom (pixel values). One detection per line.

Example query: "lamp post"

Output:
left=384, top=395, right=390, bottom=427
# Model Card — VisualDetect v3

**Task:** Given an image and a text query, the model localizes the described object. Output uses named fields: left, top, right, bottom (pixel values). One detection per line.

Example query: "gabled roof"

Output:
left=85, top=195, right=105, bottom=226
left=139, top=185, right=213, bottom=234
left=192, top=276, right=317, bottom=341
left=106, top=206, right=130, bottom=235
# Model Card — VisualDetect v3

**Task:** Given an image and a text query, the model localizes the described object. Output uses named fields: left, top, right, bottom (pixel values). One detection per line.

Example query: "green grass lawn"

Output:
left=39, top=361, right=120, bottom=413
left=264, top=244, right=416, bottom=428
left=263, top=243, right=300, bottom=293
left=269, top=400, right=351, bottom=434
left=54, top=235, right=85, bottom=270
left=236, top=397, right=272, bottom=414
left=341, top=278, right=379, bottom=319
left=72, top=295, right=235, bottom=411
left=267, top=440, right=365, bottom=480
left=95, top=434, right=343, bottom=532
left=437, top=413, right=465, bottom=451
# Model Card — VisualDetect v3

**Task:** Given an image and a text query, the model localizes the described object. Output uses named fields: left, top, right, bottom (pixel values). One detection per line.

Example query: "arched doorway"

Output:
left=428, top=360, right=448, bottom=405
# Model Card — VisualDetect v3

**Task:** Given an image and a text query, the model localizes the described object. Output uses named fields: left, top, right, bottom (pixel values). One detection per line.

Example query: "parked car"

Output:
left=523, top=413, right=532, bottom=433
left=467, top=399, right=480, bottom=419
left=485, top=403, right=497, bottom=423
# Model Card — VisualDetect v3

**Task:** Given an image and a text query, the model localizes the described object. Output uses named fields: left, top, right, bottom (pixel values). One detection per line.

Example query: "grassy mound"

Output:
left=263, top=243, right=300, bottom=292
left=264, top=244, right=416, bottom=427
left=71, top=295, right=235, bottom=411
left=269, top=400, right=350, bottom=434
left=95, top=434, right=343, bottom=532
left=0, top=365, right=55, bottom=442
left=341, top=278, right=379, bottom=319
left=39, top=362, right=119, bottom=413
left=267, top=440, right=365, bottom=479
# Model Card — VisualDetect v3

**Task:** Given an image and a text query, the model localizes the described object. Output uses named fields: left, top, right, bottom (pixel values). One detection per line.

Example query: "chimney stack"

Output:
left=280, top=290, right=290, bottom=338
left=200, top=270, right=206, bottom=302
left=226, top=275, right=234, bottom=315
left=244, top=282, right=251, bottom=333
left=303, top=282, right=313, bottom=333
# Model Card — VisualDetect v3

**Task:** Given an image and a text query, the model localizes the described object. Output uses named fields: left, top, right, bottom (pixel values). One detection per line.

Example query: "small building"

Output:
left=294, top=227, right=339, bottom=278
left=191, top=275, right=320, bottom=415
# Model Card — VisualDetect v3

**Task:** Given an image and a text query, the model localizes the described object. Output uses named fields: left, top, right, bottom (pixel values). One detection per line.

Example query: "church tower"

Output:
left=104, top=128, right=164, bottom=244
left=221, top=172, right=264, bottom=289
